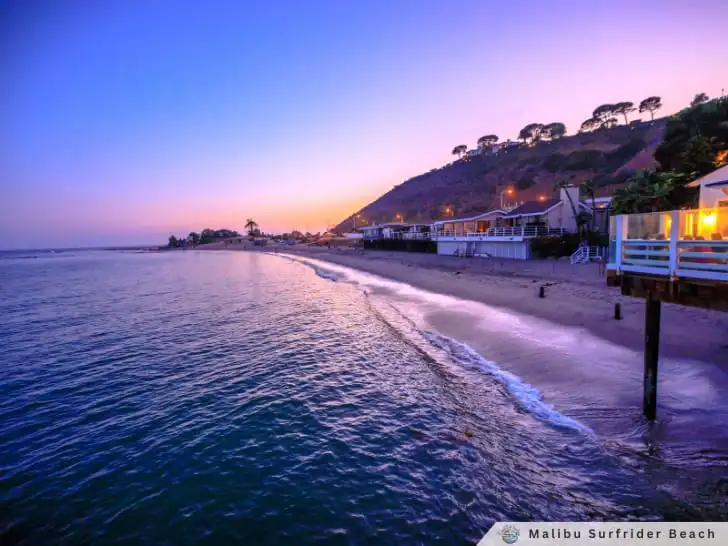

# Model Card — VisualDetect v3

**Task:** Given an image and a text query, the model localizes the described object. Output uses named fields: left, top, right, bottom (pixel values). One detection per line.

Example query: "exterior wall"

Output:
left=699, top=184, right=728, bottom=209
left=558, top=187, right=580, bottom=232
left=474, top=241, right=530, bottom=259
left=436, top=241, right=468, bottom=256
left=436, top=240, right=530, bottom=259
left=546, top=206, right=566, bottom=230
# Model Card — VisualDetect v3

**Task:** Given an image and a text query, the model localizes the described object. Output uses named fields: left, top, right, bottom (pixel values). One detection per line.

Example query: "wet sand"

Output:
left=200, top=242, right=728, bottom=515
left=205, top=242, right=728, bottom=365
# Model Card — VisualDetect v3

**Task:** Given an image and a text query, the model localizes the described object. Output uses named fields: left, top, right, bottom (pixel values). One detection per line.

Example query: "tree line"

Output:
left=612, top=93, right=727, bottom=213
left=166, top=228, right=242, bottom=248
left=451, top=94, right=668, bottom=157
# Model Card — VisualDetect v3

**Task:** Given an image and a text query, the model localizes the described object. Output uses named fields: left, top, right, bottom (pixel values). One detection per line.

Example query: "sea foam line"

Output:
left=422, top=331, right=594, bottom=435
left=277, top=252, right=594, bottom=435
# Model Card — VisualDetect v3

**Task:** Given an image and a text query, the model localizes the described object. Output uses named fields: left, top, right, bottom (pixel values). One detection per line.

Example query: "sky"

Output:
left=1, top=0, right=727, bottom=249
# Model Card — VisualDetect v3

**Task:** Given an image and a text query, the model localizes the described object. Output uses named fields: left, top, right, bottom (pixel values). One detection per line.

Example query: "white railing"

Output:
left=433, top=226, right=567, bottom=239
left=570, top=245, right=605, bottom=264
left=570, top=246, right=589, bottom=264
left=401, top=232, right=431, bottom=240
left=608, top=209, right=728, bottom=282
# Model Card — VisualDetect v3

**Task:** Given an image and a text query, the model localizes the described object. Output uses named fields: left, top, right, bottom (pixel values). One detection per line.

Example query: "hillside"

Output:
left=335, top=121, right=666, bottom=231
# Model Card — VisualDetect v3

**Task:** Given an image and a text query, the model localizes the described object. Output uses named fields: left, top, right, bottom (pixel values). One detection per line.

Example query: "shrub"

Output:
left=531, top=232, right=609, bottom=259
left=542, top=152, right=568, bottom=173
left=564, top=150, right=606, bottom=171
left=363, top=239, right=436, bottom=253
left=515, top=175, right=535, bottom=190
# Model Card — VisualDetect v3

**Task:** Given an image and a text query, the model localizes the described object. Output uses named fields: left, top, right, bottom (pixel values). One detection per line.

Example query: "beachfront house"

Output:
left=359, top=222, right=411, bottom=240
left=607, top=163, right=728, bottom=284
left=431, top=186, right=590, bottom=259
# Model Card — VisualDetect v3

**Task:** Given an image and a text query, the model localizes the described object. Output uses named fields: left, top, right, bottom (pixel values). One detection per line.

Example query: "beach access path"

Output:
left=200, top=241, right=728, bottom=365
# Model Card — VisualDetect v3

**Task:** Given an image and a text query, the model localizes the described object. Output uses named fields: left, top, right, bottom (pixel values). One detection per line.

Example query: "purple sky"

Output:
left=1, top=0, right=727, bottom=248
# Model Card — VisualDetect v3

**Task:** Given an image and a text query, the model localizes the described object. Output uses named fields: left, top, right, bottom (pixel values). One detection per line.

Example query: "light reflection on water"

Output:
left=0, top=250, right=723, bottom=545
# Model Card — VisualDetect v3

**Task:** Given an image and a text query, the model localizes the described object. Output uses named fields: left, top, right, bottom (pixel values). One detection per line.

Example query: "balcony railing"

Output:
left=608, top=209, right=728, bottom=282
left=432, top=226, right=567, bottom=239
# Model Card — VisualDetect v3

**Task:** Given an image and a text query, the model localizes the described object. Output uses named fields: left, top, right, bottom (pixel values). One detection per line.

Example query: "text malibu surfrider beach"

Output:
left=530, top=528, right=716, bottom=540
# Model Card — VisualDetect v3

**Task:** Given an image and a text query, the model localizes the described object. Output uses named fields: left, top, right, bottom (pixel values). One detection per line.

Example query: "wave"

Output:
left=279, top=253, right=593, bottom=436
left=275, top=254, right=339, bottom=282
left=422, top=331, right=594, bottom=435
left=312, top=265, right=338, bottom=282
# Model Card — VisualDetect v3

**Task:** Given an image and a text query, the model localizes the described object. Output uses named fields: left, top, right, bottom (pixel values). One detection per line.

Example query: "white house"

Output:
left=431, top=186, right=591, bottom=259
left=608, top=164, right=728, bottom=284
left=690, top=163, right=728, bottom=209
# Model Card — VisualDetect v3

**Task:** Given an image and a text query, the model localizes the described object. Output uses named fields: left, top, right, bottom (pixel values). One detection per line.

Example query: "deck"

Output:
left=606, top=209, right=728, bottom=310
left=605, top=208, right=728, bottom=419
left=433, top=226, right=567, bottom=241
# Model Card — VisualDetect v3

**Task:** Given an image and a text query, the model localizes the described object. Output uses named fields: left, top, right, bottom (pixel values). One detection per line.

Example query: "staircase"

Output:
left=570, top=246, right=589, bottom=264
left=570, top=245, right=605, bottom=265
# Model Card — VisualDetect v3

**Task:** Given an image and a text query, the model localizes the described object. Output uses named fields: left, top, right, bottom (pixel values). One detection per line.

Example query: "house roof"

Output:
left=432, top=209, right=506, bottom=225
left=688, top=164, right=728, bottom=188
left=502, top=199, right=561, bottom=218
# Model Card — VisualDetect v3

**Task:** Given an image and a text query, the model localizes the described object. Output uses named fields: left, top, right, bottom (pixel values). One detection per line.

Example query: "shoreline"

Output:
left=201, top=242, right=728, bottom=366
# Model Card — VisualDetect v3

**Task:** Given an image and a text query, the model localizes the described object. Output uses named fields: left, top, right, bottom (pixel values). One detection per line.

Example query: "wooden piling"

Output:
left=614, top=302, right=622, bottom=320
left=539, top=286, right=545, bottom=298
left=643, top=293, right=661, bottom=420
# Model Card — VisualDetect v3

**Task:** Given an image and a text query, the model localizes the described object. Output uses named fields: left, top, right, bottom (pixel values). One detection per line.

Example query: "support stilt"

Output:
left=643, top=293, right=661, bottom=420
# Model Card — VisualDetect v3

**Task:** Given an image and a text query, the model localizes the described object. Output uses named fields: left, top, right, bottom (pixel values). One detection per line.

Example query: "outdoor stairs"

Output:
left=570, top=245, right=603, bottom=265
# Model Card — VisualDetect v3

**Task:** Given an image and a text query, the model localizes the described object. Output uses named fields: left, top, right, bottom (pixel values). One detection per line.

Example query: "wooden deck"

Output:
left=606, top=209, right=728, bottom=419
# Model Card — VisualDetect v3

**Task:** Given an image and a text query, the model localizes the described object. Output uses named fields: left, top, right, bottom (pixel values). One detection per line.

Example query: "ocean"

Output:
left=0, top=249, right=725, bottom=545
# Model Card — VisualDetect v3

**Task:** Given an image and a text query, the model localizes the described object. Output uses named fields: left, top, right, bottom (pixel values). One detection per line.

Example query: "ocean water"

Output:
left=0, top=249, right=724, bottom=545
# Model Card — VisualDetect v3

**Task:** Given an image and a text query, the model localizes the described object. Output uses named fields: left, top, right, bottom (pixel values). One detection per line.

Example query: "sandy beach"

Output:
left=200, top=241, right=728, bottom=366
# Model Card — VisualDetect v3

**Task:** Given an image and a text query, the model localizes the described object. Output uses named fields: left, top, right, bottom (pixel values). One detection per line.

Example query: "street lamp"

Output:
left=445, top=206, right=454, bottom=218
left=500, top=188, right=514, bottom=209
left=538, top=195, right=546, bottom=202
left=353, top=213, right=362, bottom=230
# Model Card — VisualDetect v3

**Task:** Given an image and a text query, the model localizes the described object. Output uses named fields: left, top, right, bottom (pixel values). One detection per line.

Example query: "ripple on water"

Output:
left=0, top=250, right=712, bottom=545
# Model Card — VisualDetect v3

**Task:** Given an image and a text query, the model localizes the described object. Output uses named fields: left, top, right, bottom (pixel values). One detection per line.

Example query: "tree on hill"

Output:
left=188, top=232, right=200, bottom=246
left=639, top=96, right=662, bottom=122
left=543, top=123, right=566, bottom=140
left=245, top=218, right=259, bottom=235
left=691, top=92, right=709, bottom=106
left=518, top=123, right=544, bottom=145
left=613, top=102, right=636, bottom=126
left=451, top=144, right=467, bottom=159
left=678, top=135, right=719, bottom=176
left=579, top=117, right=599, bottom=133
left=654, top=96, right=728, bottom=174
left=600, top=117, right=618, bottom=130
left=477, top=135, right=498, bottom=149
left=592, top=104, right=616, bottom=126
left=168, top=235, right=179, bottom=248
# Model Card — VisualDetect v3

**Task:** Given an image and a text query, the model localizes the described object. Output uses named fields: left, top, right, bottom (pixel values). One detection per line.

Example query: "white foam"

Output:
left=423, top=331, right=595, bottom=435
left=280, top=253, right=595, bottom=435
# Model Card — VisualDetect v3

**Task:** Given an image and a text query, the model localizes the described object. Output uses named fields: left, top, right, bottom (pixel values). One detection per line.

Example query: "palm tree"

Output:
left=245, top=218, right=259, bottom=236
left=580, top=179, right=596, bottom=231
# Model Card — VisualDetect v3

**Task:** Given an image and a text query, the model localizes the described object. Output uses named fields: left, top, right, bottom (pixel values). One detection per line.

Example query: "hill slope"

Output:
left=336, top=121, right=665, bottom=231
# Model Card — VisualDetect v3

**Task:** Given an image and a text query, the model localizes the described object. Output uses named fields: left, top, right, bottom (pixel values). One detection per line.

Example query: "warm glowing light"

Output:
left=702, top=213, right=716, bottom=227
left=538, top=195, right=545, bottom=201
